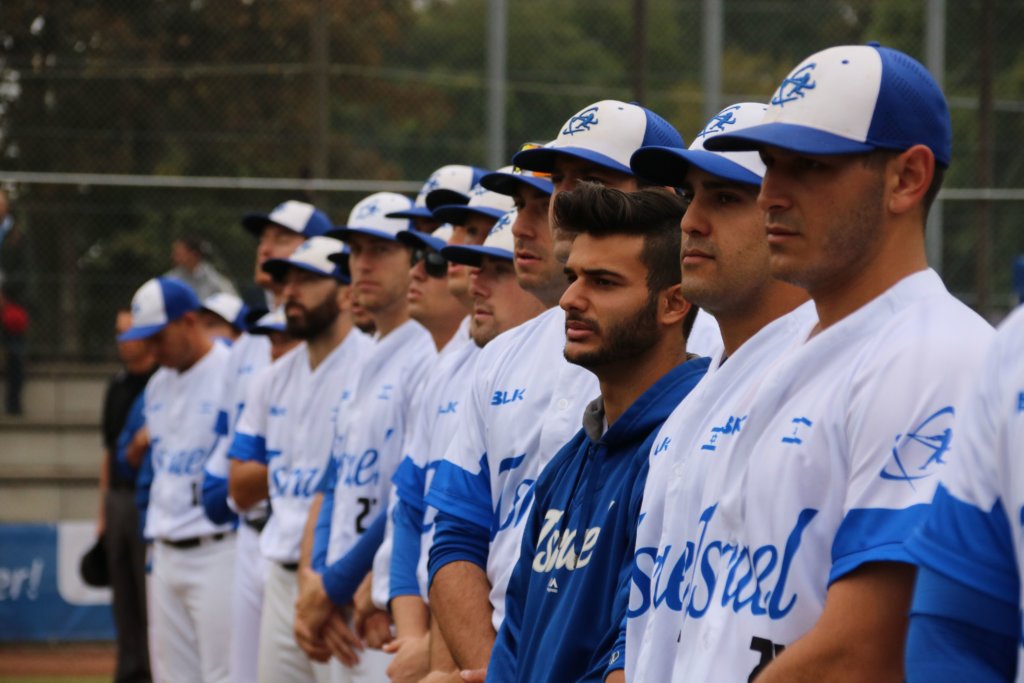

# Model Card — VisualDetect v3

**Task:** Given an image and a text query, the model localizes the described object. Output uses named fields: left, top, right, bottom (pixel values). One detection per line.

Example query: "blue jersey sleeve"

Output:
left=115, top=394, right=147, bottom=480
left=425, top=456, right=493, bottom=531
left=388, top=498, right=424, bottom=601
left=906, top=565, right=1019, bottom=682
left=228, top=432, right=267, bottom=465
left=427, top=509, right=490, bottom=589
left=311, top=458, right=339, bottom=573
left=392, top=456, right=427, bottom=513
left=201, top=471, right=237, bottom=526
left=322, top=512, right=386, bottom=607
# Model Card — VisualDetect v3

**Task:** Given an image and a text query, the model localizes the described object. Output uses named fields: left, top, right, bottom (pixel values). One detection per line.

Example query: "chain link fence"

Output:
left=0, top=0, right=1021, bottom=361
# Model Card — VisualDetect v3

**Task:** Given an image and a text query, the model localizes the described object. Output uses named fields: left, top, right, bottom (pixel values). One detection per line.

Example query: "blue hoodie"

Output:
left=488, top=356, right=709, bottom=683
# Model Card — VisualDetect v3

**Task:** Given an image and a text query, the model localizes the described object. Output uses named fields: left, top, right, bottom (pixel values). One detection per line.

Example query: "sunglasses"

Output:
left=412, top=247, right=449, bottom=279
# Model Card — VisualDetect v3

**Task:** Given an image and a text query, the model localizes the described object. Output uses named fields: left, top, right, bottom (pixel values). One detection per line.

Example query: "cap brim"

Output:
left=327, top=226, right=400, bottom=243
left=440, top=244, right=513, bottom=267
left=250, top=323, right=287, bottom=335
left=397, top=230, right=447, bottom=252
left=630, top=146, right=762, bottom=187
left=512, top=146, right=633, bottom=176
left=425, top=189, right=471, bottom=211
left=386, top=207, right=434, bottom=219
left=117, top=322, right=167, bottom=342
left=704, top=122, right=875, bottom=157
left=262, top=258, right=346, bottom=283
left=479, top=171, right=554, bottom=197
left=243, top=307, right=269, bottom=329
left=431, top=204, right=506, bottom=225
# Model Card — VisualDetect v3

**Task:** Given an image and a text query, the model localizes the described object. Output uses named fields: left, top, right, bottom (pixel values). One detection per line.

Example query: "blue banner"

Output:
left=0, top=522, right=115, bottom=641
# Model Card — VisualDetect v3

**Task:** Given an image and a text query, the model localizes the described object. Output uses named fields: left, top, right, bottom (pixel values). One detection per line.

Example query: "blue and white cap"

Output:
left=705, top=44, right=952, bottom=167
left=420, top=165, right=489, bottom=212
left=432, top=174, right=516, bottom=225
left=630, top=103, right=768, bottom=186
left=249, top=306, right=287, bottom=335
left=241, top=200, right=332, bottom=237
left=118, top=277, right=200, bottom=341
left=441, top=209, right=516, bottom=267
left=329, top=192, right=413, bottom=243
left=397, top=224, right=453, bottom=253
left=200, top=292, right=248, bottom=331
left=262, top=235, right=349, bottom=283
left=480, top=143, right=555, bottom=197
left=513, top=100, right=684, bottom=176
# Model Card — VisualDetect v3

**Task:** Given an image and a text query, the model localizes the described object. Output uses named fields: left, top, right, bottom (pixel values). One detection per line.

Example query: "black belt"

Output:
left=244, top=516, right=269, bottom=533
left=161, top=532, right=230, bottom=550
left=280, top=562, right=299, bottom=572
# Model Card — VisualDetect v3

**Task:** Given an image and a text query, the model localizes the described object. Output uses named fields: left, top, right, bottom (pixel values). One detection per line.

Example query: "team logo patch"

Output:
left=702, top=415, right=747, bottom=452
left=781, top=416, right=812, bottom=445
left=879, top=406, right=953, bottom=489
left=355, top=202, right=380, bottom=220
left=771, top=63, right=817, bottom=107
left=697, top=105, right=740, bottom=138
left=563, top=106, right=600, bottom=136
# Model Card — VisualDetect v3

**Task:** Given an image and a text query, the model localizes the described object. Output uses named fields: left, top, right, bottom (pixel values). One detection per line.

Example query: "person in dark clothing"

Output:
left=0, top=285, right=28, bottom=416
left=97, top=307, right=158, bottom=683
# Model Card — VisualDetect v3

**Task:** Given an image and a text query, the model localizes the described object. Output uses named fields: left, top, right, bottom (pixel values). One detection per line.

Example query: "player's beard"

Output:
left=564, top=293, right=660, bottom=369
left=286, top=291, right=340, bottom=340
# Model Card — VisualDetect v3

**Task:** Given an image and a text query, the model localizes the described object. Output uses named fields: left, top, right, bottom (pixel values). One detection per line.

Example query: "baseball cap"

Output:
left=262, top=235, right=349, bottom=283
left=249, top=307, right=288, bottom=335
left=432, top=176, right=516, bottom=225
left=200, top=293, right=248, bottom=331
left=329, top=192, right=413, bottom=243
left=705, top=43, right=952, bottom=167
left=397, top=224, right=454, bottom=253
left=388, top=165, right=488, bottom=219
left=441, top=209, right=516, bottom=267
left=630, top=103, right=768, bottom=186
left=512, top=100, right=684, bottom=176
left=119, top=277, right=201, bottom=342
left=479, top=142, right=555, bottom=197
left=241, top=200, right=332, bottom=238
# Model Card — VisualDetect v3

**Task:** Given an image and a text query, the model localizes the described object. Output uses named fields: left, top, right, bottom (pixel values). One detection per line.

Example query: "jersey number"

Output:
left=355, top=497, right=376, bottom=534
left=748, top=636, right=785, bottom=681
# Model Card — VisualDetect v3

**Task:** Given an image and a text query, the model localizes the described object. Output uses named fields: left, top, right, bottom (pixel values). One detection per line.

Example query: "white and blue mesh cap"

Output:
left=118, top=277, right=200, bottom=341
left=706, top=44, right=952, bottom=167
left=414, top=165, right=489, bottom=213
left=250, top=306, right=287, bottom=335
left=390, top=165, right=488, bottom=218
left=440, top=209, right=516, bottom=267
left=397, top=223, right=454, bottom=253
left=200, top=292, right=248, bottom=330
left=330, top=192, right=413, bottom=243
left=261, top=235, right=348, bottom=282
left=630, top=103, right=768, bottom=186
left=432, top=172, right=517, bottom=224
left=512, top=100, right=685, bottom=176
left=241, top=200, right=332, bottom=237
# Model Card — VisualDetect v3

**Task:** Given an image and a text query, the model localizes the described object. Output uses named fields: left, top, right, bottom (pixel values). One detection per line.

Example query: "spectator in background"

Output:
left=0, top=284, right=28, bottom=416
left=166, top=235, right=238, bottom=300
left=100, top=307, right=159, bottom=683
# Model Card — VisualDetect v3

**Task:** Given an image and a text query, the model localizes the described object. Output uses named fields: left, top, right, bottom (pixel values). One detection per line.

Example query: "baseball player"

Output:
left=227, top=235, right=372, bottom=683
left=294, top=192, right=437, bottom=682
left=903, top=308, right=1020, bottom=680
left=197, top=292, right=247, bottom=344
left=488, top=183, right=709, bottom=683
left=120, top=276, right=235, bottom=683
left=201, top=200, right=331, bottom=683
left=630, top=43, right=993, bottom=681
left=387, top=164, right=487, bottom=234
left=622, top=102, right=815, bottom=681
left=424, top=99, right=683, bottom=677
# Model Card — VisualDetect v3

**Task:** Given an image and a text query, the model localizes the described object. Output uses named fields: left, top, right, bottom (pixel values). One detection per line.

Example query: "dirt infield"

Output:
left=0, top=642, right=114, bottom=677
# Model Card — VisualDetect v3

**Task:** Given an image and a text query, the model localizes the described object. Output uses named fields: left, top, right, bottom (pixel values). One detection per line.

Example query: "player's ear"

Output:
left=336, top=283, right=352, bottom=312
left=659, top=283, right=690, bottom=328
left=888, top=145, right=934, bottom=218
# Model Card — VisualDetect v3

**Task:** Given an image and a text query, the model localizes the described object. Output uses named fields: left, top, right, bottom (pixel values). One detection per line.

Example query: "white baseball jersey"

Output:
left=232, top=330, right=373, bottom=564
left=427, top=305, right=600, bottom=630
left=203, top=332, right=272, bottom=505
left=144, top=342, right=234, bottom=541
left=324, top=319, right=436, bottom=568
left=372, top=317, right=480, bottom=605
left=626, top=269, right=992, bottom=681
left=687, top=308, right=724, bottom=359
